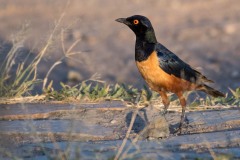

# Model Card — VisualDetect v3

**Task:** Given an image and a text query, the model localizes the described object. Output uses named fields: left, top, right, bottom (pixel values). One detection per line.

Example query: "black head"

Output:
left=116, top=15, right=157, bottom=43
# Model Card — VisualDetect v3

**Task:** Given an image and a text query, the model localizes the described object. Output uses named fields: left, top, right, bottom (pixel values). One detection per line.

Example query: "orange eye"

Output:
left=133, top=19, right=139, bottom=25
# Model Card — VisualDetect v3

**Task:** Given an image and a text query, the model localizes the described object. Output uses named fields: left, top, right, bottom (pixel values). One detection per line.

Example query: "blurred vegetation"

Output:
left=0, top=28, right=239, bottom=107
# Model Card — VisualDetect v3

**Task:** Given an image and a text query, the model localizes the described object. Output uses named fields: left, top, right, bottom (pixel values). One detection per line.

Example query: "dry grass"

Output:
left=0, top=27, right=41, bottom=97
left=0, top=0, right=74, bottom=98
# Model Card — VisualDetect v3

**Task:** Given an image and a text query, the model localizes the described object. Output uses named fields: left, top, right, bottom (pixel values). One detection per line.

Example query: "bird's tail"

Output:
left=197, top=84, right=225, bottom=97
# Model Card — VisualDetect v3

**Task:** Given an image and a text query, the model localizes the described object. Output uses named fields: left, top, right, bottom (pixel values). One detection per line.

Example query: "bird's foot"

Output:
left=173, top=126, right=183, bottom=135
left=173, top=122, right=187, bottom=136
left=160, top=108, right=168, bottom=116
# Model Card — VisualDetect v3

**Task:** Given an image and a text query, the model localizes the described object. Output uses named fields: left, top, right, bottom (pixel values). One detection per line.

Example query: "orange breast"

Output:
left=136, top=51, right=195, bottom=93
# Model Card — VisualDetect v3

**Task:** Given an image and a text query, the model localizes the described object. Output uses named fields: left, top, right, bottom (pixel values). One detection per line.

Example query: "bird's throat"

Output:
left=135, top=39, right=156, bottom=62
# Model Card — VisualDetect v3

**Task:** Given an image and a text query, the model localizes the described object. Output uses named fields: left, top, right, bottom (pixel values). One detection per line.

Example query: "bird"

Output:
left=116, top=15, right=225, bottom=134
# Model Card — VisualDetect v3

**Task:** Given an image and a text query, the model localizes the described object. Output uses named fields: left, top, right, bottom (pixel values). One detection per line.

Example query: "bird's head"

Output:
left=116, top=15, right=157, bottom=43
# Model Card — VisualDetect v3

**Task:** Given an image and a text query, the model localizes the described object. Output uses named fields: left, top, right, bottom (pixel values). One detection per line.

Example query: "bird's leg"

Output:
left=175, top=92, right=187, bottom=134
left=159, top=91, right=170, bottom=115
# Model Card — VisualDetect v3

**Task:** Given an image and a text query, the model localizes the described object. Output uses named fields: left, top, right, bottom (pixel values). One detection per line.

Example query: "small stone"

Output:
left=224, top=24, right=236, bottom=35
left=140, top=116, right=170, bottom=139
left=110, top=120, right=117, bottom=124
left=68, top=70, right=82, bottom=81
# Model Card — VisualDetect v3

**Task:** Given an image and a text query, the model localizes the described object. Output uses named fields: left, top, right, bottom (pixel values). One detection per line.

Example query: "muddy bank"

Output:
left=0, top=101, right=239, bottom=159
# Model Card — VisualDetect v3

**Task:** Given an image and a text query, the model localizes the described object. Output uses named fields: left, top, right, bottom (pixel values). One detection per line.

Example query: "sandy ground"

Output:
left=0, top=0, right=239, bottom=93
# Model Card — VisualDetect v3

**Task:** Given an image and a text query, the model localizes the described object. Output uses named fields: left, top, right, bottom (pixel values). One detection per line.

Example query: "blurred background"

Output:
left=0, top=0, right=239, bottom=94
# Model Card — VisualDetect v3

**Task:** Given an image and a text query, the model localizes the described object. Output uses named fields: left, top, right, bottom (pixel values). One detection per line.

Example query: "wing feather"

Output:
left=156, top=43, right=213, bottom=83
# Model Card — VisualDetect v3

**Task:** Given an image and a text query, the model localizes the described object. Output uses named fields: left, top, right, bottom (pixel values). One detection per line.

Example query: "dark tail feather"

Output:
left=198, top=84, right=225, bottom=97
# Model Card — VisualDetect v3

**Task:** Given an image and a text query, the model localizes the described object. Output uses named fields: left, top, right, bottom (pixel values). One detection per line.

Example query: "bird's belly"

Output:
left=136, top=59, right=168, bottom=91
left=136, top=51, right=192, bottom=92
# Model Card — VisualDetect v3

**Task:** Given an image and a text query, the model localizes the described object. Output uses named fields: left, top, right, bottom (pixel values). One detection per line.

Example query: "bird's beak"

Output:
left=115, top=18, right=130, bottom=25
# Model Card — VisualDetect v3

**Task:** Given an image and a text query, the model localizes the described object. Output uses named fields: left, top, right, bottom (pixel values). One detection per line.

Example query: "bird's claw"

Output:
left=173, top=127, right=182, bottom=135
left=173, top=121, right=188, bottom=135
left=160, top=109, right=168, bottom=116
